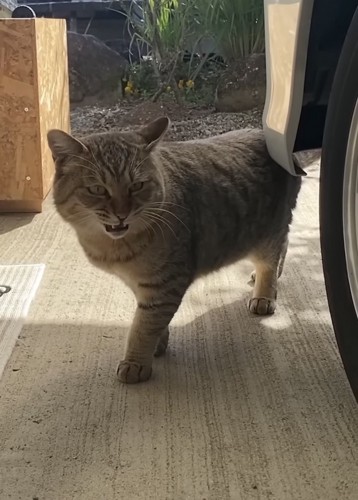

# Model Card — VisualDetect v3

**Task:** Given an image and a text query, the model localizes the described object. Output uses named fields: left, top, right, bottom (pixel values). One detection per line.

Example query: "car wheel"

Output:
left=320, top=7, right=358, bottom=401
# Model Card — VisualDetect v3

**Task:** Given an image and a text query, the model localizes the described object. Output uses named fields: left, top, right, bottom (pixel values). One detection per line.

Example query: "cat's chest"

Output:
left=81, top=237, right=154, bottom=290
left=89, top=256, right=156, bottom=299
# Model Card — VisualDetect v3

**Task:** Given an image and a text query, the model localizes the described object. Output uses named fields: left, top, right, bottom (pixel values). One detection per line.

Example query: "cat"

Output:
left=47, top=117, right=302, bottom=384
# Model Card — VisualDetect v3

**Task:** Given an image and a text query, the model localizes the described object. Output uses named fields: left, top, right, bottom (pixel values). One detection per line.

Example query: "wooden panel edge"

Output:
left=0, top=199, right=43, bottom=213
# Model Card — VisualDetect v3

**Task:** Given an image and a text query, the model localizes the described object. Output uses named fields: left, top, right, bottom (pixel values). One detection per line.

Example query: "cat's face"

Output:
left=48, top=117, right=170, bottom=240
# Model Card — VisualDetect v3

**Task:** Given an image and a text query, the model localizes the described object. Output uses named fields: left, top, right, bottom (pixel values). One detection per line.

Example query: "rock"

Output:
left=67, top=32, right=128, bottom=103
left=68, top=68, right=84, bottom=103
left=104, top=39, right=142, bottom=63
left=214, top=53, right=266, bottom=113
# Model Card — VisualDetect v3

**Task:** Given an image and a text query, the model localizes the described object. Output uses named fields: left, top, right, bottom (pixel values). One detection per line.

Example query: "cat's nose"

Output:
left=109, top=198, right=131, bottom=221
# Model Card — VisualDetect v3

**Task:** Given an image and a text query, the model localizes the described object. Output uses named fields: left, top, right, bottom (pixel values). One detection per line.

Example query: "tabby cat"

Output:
left=47, top=117, right=301, bottom=384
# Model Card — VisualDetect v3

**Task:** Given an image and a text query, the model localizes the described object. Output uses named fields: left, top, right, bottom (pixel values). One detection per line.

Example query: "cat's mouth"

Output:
left=104, top=223, right=129, bottom=239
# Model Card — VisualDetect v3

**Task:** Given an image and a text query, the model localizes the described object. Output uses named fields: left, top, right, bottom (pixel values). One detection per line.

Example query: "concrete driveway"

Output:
left=0, top=160, right=357, bottom=500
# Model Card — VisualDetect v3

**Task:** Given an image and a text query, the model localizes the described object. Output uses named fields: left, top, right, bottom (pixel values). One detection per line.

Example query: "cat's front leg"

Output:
left=117, top=299, right=181, bottom=384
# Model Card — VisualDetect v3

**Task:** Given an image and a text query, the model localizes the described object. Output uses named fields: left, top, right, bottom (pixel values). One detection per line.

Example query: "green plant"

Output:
left=118, top=0, right=197, bottom=101
left=118, top=0, right=264, bottom=102
left=195, top=0, right=265, bottom=61
left=128, top=60, right=158, bottom=94
left=146, top=0, right=195, bottom=55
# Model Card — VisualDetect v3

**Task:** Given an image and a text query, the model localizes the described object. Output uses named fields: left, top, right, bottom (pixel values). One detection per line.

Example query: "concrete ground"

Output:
left=0, top=161, right=357, bottom=500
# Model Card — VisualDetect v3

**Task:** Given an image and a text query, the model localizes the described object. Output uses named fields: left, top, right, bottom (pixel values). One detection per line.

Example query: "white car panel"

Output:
left=263, top=0, right=315, bottom=175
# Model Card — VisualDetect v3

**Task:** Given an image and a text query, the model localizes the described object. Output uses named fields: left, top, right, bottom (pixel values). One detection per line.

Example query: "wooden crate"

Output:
left=0, top=19, right=70, bottom=212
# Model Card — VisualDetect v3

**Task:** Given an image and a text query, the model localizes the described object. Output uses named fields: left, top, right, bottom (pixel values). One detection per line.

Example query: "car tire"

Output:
left=320, top=7, right=358, bottom=401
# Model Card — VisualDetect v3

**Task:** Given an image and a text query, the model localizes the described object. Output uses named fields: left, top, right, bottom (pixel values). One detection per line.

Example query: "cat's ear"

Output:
left=47, top=130, right=87, bottom=161
left=139, top=116, right=170, bottom=151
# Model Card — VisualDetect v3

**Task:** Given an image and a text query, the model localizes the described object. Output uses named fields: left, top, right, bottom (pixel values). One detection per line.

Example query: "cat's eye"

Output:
left=131, top=182, right=144, bottom=192
left=87, top=185, right=107, bottom=196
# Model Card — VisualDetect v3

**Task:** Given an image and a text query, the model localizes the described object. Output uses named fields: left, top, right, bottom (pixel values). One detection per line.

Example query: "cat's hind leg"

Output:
left=248, top=243, right=285, bottom=315
left=248, top=235, right=288, bottom=285
left=154, top=327, right=169, bottom=357
left=248, top=260, right=277, bottom=315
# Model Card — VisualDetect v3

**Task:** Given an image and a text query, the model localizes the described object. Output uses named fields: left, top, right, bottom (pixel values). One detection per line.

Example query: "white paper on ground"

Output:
left=0, top=264, right=45, bottom=379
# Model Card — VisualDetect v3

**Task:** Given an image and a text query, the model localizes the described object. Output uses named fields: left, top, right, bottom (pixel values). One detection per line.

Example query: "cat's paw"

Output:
left=248, top=297, right=276, bottom=315
left=116, top=361, right=152, bottom=384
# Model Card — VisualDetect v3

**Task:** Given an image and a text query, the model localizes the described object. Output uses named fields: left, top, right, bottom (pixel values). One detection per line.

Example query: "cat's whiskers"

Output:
left=144, top=210, right=176, bottom=233
left=66, top=212, right=94, bottom=225
left=141, top=214, right=166, bottom=242
left=65, top=209, right=91, bottom=220
left=137, top=216, right=155, bottom=240
left=142, top=210, right=178, bottom=240
left=147, top=201, right=190, bottom=212
left=146, top=207, right=190, bottom=233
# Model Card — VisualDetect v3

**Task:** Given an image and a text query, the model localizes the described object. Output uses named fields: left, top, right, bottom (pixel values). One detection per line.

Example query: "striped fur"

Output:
left=48, top=117, right=302, bottom=384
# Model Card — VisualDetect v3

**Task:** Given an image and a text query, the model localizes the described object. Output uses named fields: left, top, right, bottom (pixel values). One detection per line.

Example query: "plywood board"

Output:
left=0, top=19, right=69, bottom=212
left=0, top=20, right=41, bottom=205
left=36, top=19, right=70, bottom=198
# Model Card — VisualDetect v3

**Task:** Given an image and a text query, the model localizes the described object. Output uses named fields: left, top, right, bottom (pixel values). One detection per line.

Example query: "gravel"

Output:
left=166, top=109, right=263, bottom=141
left=70, top=101, right=320, bottom=168
left=70, top=101, right=263, bottom=141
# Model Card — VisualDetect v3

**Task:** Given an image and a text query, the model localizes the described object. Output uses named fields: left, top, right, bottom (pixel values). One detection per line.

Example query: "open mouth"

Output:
left=104, top=223, right=129, bottom=238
